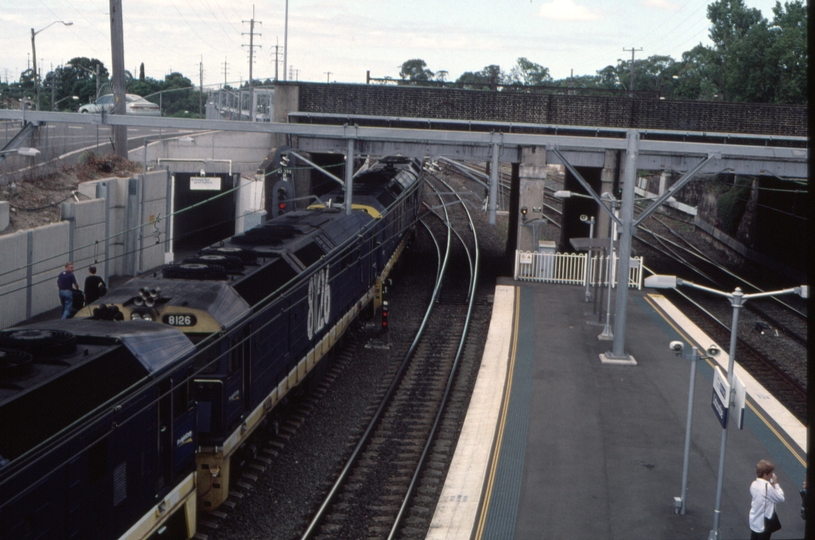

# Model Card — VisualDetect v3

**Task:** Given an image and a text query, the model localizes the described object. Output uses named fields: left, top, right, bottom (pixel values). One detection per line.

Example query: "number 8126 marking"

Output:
left=163, top=314, right=197, bottom=327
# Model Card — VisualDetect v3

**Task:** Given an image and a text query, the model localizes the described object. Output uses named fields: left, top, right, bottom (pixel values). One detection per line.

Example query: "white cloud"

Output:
left=538, top=0, right=602, bottom=21
left=642, top=0, right=683, bottom=11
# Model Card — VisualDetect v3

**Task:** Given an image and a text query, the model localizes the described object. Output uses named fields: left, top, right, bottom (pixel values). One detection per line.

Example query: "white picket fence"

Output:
left=514, top=250, right=644, bottom=289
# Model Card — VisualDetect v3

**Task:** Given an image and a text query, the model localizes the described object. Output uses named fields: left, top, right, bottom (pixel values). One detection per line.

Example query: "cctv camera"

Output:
left=669, top=341, right=684, bottom=353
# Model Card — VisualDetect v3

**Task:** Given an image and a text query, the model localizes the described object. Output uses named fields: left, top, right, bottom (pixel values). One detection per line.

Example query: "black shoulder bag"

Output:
left=765, top=483, right=782, bottom=533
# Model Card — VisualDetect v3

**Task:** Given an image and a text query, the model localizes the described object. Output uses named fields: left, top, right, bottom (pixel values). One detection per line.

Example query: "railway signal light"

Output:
left=381, top=301, right=389, bottom=332
left=272, top=180, right=292, bottom=218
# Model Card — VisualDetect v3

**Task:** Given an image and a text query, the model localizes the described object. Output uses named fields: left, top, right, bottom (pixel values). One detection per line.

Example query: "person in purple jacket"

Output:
left=57, top=262, right=80, bottom=319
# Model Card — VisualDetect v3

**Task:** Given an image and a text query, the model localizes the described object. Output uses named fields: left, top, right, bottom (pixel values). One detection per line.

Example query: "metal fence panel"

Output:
left=515, top=250, right=642, bottom=289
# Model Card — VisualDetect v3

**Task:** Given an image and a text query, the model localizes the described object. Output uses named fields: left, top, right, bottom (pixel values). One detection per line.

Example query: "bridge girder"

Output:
left=0, top=110, right=806, bottom=179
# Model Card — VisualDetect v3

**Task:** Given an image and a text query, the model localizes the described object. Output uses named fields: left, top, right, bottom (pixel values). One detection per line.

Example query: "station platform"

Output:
left=427, top=280, right=807, bottom=540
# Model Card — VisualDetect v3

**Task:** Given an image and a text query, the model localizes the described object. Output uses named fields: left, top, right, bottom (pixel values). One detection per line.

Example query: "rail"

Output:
left=514, top=250, right=644, bottom=290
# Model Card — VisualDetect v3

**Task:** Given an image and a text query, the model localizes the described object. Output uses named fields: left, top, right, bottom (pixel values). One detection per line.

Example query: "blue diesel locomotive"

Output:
left=0, top=155, right=425, bottom=539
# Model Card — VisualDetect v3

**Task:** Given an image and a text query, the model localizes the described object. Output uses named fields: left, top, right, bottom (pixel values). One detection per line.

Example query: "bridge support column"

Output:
left=597, top=150, right=620, bottom=241
left=516, top=147, right=547, bottom=253
left=344, top=138, right=355, bottom=215
left=489, top=143, right=499, bottom=225
left=606, top=131, right=639, bottom=361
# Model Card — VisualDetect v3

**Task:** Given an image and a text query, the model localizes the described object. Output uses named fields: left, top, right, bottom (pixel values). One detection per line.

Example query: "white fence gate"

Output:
left=514, top=250, right=644, bottom=289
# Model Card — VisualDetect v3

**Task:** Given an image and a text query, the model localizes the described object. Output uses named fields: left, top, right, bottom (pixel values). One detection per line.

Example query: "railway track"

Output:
left=462, top=161, right=807, bottom=423
left=663, top=288, right=807, bottom=424
left=300, top=174, right=481, bottom=539
left=200, top=173, right=506, bottom=540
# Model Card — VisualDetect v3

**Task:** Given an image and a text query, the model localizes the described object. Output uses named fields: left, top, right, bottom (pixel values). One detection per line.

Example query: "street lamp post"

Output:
left=553, top=189, right=618, bottom=320
left=67, top=63, right=101, bottom=98
left=579, top=214, right=595, bottom=302
left=644, top=275, right=808, bottom=539
left=31, top=21, right=73, bottom=110
left=670, top=343, right=719, bottom=515
left=598, top=192, right=619, bottom=340
left=53, top=95, right=79, bottom=110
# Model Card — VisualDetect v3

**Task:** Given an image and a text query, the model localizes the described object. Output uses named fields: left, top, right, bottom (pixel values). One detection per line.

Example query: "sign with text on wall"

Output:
left=711, top=366, right=746, bottom=430
left=190, top=176, right=222, bottom=191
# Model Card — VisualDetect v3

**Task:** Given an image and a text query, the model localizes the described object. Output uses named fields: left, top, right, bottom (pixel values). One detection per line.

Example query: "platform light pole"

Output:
left=643, top=275, right=808, bottom=539
left=579, top=214, right=594, bottom=302
left=670, top=343, right=719, bottom=515
left=598, top=192, right=619, bottom=340
left=554, top=189, right=619, bottom=336
left=31, top=21, right=73, bottom=110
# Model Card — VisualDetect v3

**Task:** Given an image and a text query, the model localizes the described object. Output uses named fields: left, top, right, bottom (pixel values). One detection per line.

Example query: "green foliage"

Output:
left=399, top=59, right=434, bottom=83
left=125, top=72, right=202, bottom=116
left=507, top=58, right=551, bottom=86
left=716, top=176, right=752, bottom=234
left=700, top=0, right=807, bottom=103
left=455, top=64, right=505, bottom=90
left=767, top=0, right=808, bottom=103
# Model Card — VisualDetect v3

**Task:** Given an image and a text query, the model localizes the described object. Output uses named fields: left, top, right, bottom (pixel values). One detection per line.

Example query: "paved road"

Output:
left=1, top=119, right=204, bottom=182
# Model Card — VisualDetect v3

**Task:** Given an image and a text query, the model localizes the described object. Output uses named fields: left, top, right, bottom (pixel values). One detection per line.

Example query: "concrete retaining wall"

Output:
left=0, top=222, right=71, bottom=327
left=0, top=170, right=176, bottom=327
left=133, top=131, right=274, bottom=178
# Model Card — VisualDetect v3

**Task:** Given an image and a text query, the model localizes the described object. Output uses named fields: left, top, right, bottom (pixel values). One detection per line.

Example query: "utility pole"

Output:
left=109, top=0, right=127, bottom=159
left=283, top=0, right=289, bottom=81
left=325, top=72, right=332, bottom=83
left=199, top=56, right=204, bottom=118
left=222, top=57, right=229, bottom=86
left=242, top=5, right=261, bottom=121
left=622, top=47, right=642, bottom=95
left=271, top=39, right=282, bottom=81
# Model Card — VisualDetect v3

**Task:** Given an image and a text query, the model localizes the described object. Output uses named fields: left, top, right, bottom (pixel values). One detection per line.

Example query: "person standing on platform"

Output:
left=57, top=262, right=80, bottom=319
left=750, top=459, right=785, bottom=539
left=84, top=265, right=106, bottom=305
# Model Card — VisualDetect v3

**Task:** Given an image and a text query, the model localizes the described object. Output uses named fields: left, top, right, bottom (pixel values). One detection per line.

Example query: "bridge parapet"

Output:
left=287, top=82, right=806, bottom=138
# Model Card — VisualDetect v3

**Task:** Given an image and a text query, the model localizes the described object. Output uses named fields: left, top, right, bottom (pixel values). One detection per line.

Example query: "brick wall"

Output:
left=293, top=83, right=807, bottom=137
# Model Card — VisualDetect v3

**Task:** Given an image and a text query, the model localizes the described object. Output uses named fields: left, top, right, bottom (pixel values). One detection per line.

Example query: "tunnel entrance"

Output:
left=172, top=172, right=237, bottom=254
left=558, top=166, right=604, bottom=252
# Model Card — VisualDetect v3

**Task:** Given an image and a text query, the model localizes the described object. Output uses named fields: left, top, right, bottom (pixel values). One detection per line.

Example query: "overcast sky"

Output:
left=1, top=0, right=781, bottom=88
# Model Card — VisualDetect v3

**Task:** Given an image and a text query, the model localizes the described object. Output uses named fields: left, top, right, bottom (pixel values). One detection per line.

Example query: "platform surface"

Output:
left=429, top=280, right=806, bottom=540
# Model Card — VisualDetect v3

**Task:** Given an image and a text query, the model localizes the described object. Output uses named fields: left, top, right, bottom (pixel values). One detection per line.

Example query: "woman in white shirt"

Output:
left=750, top=459, right=785, bottom=539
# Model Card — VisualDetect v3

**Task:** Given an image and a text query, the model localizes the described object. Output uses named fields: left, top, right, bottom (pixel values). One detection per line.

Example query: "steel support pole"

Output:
left=489, top=143, right=499, bottom=225
left=31, top=29, right=38, bottom=111
left=283, top=0, right=289, bottom=81
left=609, top=130, right=638, bottom=358
left=708, top=290, right=743, bottom=540
left=599, top=211, right=616, bottom=340
left=344, top=138, right=354, bottom=215
left=678, top=346, right=699, bottom=515
left=584, top=217, right=594, bottom=302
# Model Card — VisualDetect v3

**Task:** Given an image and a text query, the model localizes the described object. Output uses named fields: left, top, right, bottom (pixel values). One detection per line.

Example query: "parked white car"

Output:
left=78, top=94, right=160, bottom=116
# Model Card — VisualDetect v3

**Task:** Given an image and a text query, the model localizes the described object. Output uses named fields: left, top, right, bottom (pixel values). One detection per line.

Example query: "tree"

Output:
left=766, top=0, right=807, bottom=103
left=456, top=65, right=505, bottom=91
left=507, top=57, right=551, bottom=86
left=705, top=0, right=765, bottom=101
left=64, top=58, right=109, bottom=103
left=596, top=65, right=623, bottom=89
left=399, top=59, right=434, bottom=83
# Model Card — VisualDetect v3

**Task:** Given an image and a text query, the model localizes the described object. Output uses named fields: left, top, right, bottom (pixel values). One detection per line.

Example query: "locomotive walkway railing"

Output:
left=513, top=250, right=644, bottom=290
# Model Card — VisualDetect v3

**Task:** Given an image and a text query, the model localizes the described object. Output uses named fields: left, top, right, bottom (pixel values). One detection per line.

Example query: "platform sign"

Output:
left=519, top=252, right=533, bottom=264
left=711, top=366, right=730, bottom=429
left=733, top=375, right=746, bottom=430
left=190, top=176, right=222, bottom=191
